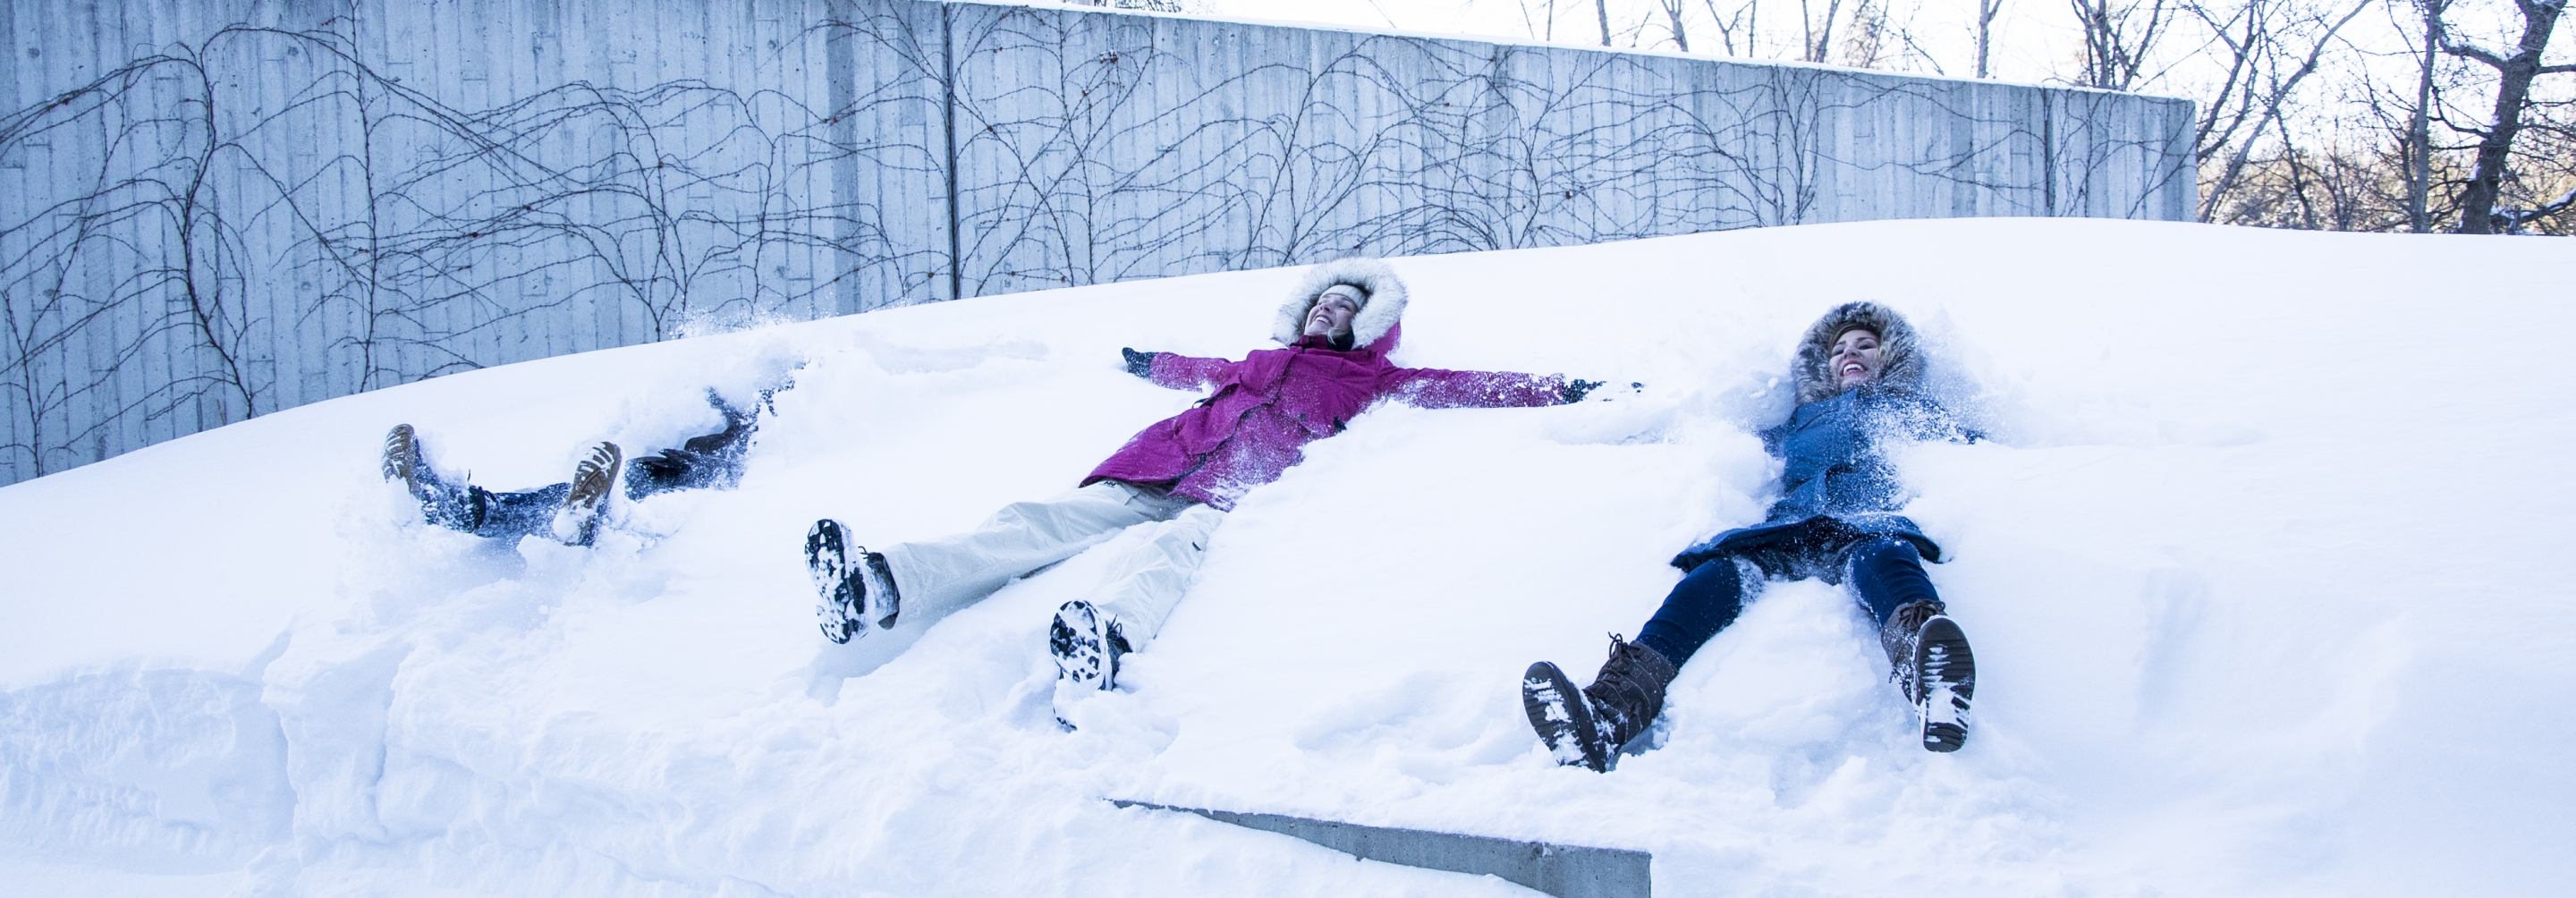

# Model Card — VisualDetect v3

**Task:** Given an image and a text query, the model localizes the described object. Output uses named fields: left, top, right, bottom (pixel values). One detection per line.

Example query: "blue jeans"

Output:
left=419, top=479, right=574, bottom=541
left=1634, top=535, right=1940, bottom=666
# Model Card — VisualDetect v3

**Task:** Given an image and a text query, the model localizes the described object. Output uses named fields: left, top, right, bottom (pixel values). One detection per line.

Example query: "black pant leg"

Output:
left=469, top=482, right=572, bottom=540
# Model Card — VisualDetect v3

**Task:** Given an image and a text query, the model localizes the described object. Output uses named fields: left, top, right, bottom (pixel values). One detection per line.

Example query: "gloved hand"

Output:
left=1122, top=347, right=1159, bottom=379
left=1561, top=379, right=1643, bottom=402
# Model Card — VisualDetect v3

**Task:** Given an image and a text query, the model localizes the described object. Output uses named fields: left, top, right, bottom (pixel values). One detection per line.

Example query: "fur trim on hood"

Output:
left=1273, top=258, right=1409, bottom=349
left=1792, top=301, right=1924, bottom=403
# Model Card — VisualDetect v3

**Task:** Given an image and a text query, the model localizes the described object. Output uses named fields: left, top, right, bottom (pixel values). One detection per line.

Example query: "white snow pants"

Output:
left=877, top=480, right=1224, bottom=644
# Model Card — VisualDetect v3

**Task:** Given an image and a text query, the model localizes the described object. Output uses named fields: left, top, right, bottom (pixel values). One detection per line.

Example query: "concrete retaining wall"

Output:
left=0, top=0, right=2193, bottom=484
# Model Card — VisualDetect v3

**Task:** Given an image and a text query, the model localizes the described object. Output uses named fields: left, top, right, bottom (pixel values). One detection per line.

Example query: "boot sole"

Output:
left=556, top=442, right=623, bottom=546
left=1915, top=616, right=1976, bottom=752
left=1050, top=601, right=1115, bottom=689
left=382, top=424, right=422, bottom=493
left=806, top=520, right=866, bottom=644
left=1522, top=661, right=1610, bottom=772
left=1050, top=601, right=1117, bottom=730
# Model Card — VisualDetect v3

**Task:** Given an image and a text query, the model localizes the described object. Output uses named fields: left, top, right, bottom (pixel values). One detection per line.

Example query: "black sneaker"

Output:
left=554, top=442, right=622, bottom=546
left=1911, top=615, right=1976, bottom=752
left=807, top=520, right=898, bottom=643
left=1049, top=600, right=1130, bottom=729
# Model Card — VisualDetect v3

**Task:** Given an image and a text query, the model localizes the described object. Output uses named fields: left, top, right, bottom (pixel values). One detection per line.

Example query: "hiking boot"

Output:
left=807, top=519, right=900, bottom=643
left=1049, top=599, right=1131, bottom=730
left=1882, top=599, right=1976, bottom=752
left=1522, top=637, right=1680, bottom=772
left=552, top=442, right=622, bottom=546
left=382, top=424, right=429, bottom=499
left=384, top=424, right=486, bottom=529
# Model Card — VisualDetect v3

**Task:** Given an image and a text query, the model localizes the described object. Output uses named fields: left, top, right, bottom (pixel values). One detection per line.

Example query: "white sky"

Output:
left=1205, top=0, right=2173, bottom=86
left=1197, top=0, right=2563, bottom=152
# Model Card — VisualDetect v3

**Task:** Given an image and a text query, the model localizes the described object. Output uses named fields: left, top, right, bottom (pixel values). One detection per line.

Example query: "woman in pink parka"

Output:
left=805, top=258, right=1596, bottom=725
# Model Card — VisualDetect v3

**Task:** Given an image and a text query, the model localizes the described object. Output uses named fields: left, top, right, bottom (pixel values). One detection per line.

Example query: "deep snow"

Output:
left=2, top=218, right=2570, bottom=897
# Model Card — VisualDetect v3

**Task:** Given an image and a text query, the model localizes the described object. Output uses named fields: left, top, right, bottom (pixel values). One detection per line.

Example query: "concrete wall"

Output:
left=0, top=0, right=2194, bottom=485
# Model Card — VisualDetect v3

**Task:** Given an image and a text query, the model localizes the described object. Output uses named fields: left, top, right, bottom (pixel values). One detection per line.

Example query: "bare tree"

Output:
left=2498, top=97, right=2576, bottom=231
left=2436, top=0, right=2575, bottom=232
left=2193, top=0, right=2375, bottom=222
left=2071, top=0, right=2178, bottom=89
left=1513, top=0, right=1562, bottom=40
left=1659, top=0, right=1695, bottom=49
left=1801, top=0, right=1848, bottom=61
left=1704, top=0, right=1763, bottom=55
left=1844, top=0, right=1891, bottom=66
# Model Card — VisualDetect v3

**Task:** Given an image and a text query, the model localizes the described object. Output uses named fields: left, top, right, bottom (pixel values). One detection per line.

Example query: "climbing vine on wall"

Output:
left=0, top=0, right=2189, bottom=484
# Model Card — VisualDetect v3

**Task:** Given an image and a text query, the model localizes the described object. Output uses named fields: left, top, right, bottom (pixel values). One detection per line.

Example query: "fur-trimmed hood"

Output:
left=1271, top=258, right=1409, bottom=350
left=1792, top=301, right=1924, bottom=404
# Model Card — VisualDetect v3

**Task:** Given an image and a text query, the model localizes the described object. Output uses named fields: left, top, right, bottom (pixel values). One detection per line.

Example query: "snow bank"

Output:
left=2, top=218, right=2568, bottom=896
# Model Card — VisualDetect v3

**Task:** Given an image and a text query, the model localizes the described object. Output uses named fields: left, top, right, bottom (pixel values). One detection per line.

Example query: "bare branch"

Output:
left=2442, top=39, right=2509, bottom=70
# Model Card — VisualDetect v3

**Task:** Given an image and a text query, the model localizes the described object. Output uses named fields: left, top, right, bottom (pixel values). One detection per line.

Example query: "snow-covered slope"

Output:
left=2, top=218, right=2569, bottom=897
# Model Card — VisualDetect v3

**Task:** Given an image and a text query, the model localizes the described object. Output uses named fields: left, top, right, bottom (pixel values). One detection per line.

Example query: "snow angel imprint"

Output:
left=807, top=258, right=1605, bottom=728
left=1522, top=301, right=1982, bottom=768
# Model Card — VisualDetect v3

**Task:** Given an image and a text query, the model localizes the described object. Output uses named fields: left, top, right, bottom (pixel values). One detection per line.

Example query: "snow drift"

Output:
left=1, top=218, right=2569, bottom=896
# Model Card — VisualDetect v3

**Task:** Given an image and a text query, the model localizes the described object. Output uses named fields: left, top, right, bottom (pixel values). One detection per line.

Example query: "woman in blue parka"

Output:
left=1522, top=301, right=1979, bottom=770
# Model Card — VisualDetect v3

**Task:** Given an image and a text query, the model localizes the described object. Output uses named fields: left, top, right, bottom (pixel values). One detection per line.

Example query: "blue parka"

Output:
left=1670, top=302, right=1965, bottom=572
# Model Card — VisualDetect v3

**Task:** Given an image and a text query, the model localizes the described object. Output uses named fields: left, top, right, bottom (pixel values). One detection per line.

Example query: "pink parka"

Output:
left=1083, top=259, right=1569, bottom=510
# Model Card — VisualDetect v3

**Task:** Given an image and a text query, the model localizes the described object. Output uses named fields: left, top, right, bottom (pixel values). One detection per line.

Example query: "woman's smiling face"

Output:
left=1830, top=327, right=1882, bottom=388
left=1303, top=285, right=1363, bottom=339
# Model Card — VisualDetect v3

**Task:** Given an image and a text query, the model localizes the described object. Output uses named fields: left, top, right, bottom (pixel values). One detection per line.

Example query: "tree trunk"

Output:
left=2083, top=0, right=2110, bottom=88
left=2411, top=1, right=2440, bottom=233
left=2456, top=0, right=2566, bottom=233
left=1801, top=0, right=1842, bottom=62
left=1977, top=0, right=1998, bottom=78
left=1597, top=0, right=1614, bottom=46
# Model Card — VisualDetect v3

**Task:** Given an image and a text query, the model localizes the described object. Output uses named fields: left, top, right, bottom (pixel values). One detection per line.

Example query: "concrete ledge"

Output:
left=1113, top=800, right=1651, bottom=897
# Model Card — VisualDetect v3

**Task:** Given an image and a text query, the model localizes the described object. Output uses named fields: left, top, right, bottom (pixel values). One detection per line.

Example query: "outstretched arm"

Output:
left=1383, top=367, right=1578, bottom=409
left=1122, top=347, right=1237, bottom=391
left=1912, top=398, right=1987, bottom=445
